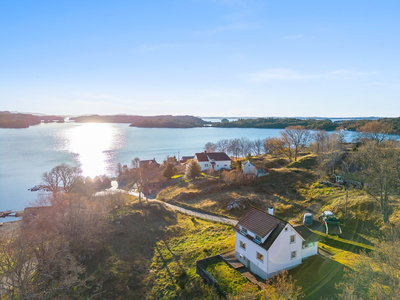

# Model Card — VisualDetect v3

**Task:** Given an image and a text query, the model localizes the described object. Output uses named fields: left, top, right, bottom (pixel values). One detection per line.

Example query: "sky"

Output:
left=0, top=0, right=399, bottom=118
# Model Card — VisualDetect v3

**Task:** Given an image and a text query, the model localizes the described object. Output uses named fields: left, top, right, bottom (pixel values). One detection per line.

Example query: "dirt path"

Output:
left=95, top=183, right=238, bottom=226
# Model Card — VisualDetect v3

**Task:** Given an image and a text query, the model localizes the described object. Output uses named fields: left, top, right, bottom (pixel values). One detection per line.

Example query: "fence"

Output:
left=196, top=255, right=227, bottom=298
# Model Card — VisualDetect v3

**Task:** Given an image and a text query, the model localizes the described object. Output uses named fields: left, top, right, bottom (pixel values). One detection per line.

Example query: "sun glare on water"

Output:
left=65, top=123, right=124, bottom=178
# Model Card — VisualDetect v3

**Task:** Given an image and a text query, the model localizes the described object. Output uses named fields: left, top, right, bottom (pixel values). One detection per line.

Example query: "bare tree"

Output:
left=264, top=137, right=293, bottom=161
left=356, top=121, right=393, bottom=144
left=334, top=126, right=347, bottom=148
left=204, top=142, right=216, bottom=153
left=282, top=126, right=312, bottom=161
left=239, top=137, right=252, bottom=157
left=311, top=130, right=330, bottom=153
left=338, top=232, right=400, bottom=299
left=252, top=139, right=263, bottom=156
left=131, top=157, right=140, bottom=169
left=41, top=164, right=82, bottom=197
left=345, top=141, right=400, bottom=224
left=216, top=139, right=230, bottom=152
left=228, top=138, right=241, bottom=158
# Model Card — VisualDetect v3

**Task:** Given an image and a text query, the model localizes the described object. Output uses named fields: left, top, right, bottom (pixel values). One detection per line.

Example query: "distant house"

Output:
left=180, top=156, right=194, bottom=163
left=102, top=177, right=112, bottom=188
left=234, top=206, right=319, bottom=280
left=242, top=160, right=269, bottom=177
left=194, top=152, right=231, bottom=171
left=139, top=158, right=160, bottom=169
left=93, top=176, right=102, bottom=186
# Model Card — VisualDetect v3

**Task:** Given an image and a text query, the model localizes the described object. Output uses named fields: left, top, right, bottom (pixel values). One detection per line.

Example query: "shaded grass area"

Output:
left=314, top=231, right=374, bottom=253
left=289, top=255, right=345, bottom=300
left=85, top=200, right=235, bottom=300
left=203, top=260, right=259, bottom=296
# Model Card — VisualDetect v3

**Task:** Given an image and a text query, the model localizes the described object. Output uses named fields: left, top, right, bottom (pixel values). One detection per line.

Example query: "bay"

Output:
left=1, top=122, right=397, bottom=217
left=0, top=122, right=283, bottom=213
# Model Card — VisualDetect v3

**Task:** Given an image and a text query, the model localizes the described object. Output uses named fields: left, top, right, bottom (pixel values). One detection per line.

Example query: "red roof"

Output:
left=235, top=206, right=280, bottom=238
left=195, top=152, right=231, bottom=162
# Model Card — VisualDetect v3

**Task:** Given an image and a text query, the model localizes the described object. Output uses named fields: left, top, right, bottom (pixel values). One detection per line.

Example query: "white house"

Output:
left=194, top=152, right=231, bottom=171
left=234, top=206, right=319, bottom=279
left=242, top=160, right=269, bottom=177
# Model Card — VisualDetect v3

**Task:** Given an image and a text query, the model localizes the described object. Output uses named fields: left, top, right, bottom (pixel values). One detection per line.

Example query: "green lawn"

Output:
left=203, top=260, right=259, bottom=296
left=289, top=255, right=345, bottom=300
left=86, top=200, right=235, bottom=300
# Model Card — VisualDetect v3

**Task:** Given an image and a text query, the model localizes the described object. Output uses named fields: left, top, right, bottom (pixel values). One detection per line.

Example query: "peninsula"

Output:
left=72, top=114, right=207, bottom=128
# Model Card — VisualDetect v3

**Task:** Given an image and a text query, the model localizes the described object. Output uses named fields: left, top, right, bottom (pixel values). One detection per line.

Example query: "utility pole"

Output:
left=345, top=187, right=348, bottom=223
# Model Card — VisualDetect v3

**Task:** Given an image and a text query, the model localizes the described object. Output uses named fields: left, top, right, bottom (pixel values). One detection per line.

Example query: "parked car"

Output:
left=303, top=213, right=313, bottom=226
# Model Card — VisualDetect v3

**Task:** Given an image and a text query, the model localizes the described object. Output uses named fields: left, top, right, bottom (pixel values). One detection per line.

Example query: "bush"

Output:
left=185, top=160, right=202, bottom=179
left=163, top=163, right=177, bottom=179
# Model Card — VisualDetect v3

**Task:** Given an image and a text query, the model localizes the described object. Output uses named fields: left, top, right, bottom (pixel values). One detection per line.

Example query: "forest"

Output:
left=212, top=117, right=400, bottom=134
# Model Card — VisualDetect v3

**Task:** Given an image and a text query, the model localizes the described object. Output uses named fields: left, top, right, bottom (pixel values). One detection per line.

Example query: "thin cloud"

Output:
left=245, top=68, right=322, bottom=82
left=72, top=93, right=116, bottom=100
left=244, top=68, right=376, bottom=82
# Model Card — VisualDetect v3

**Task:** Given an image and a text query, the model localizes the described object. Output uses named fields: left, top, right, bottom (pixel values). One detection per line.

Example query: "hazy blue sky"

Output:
left=1, top=0, right=399, bottom=117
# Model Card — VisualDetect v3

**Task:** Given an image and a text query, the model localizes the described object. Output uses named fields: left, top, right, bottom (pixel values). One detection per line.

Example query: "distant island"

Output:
left=0, top=112, right=64, bottom=128
left=212, top=117, right=400, bottom=134
left=2, top=111, right=399, bottom=134
left=72, top=114, right=207, bottom=128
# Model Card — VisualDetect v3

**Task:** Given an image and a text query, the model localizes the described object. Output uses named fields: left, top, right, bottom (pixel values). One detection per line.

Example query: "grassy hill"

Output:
left=83, top=200, right=235, bottom=299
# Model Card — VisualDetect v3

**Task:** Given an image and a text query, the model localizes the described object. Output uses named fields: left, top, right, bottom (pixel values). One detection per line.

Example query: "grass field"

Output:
left=203, top=260, right=259, bottom=296
left=85, top=199, right=235, bottom=300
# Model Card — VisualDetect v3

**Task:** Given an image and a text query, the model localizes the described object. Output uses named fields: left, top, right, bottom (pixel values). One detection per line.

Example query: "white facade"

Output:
left=235, top=223, right=317, bottom=280
left=267, top=224, right=303, bottom=275
left=235, top=232, right=269, bottom=278
left=194, top=153, right=231, bottom=171
left=301, top=241, right=318, bottom=259
left=243, top=161, right=256, bottom=175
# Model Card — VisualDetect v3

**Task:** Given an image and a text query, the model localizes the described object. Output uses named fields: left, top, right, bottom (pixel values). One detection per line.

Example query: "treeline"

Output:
left=212, top=117, right=338, bottom=130
left=72, top=114, right=207, bottom=128
left=212, top=117, right=400, bottom=134
left=204, top=138, right=264, bottom=158
left=0, top=112, right=65, bottom=128
left=0, top=111, right=41, bottom=128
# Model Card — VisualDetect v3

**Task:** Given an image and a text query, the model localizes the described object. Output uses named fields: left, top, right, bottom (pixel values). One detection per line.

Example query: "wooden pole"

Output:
left=345, top=188, right=348, bottom=223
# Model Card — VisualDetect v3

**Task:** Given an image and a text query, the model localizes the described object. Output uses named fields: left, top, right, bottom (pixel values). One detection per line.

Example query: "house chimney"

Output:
left=268, top=206, right=274, bottom=215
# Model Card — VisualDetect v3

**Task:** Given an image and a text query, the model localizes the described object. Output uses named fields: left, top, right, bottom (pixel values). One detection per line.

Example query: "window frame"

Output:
left=290, top=235, right=295, bottom=244
left=240, top=240, right=246, bottom=250
left=254, top=235, right=262, bottom=244
left=241, top=227, right=248, bottom=235
left=256, top=251, right=264, bottom=262
left=291, top=251, right=297, bottom=260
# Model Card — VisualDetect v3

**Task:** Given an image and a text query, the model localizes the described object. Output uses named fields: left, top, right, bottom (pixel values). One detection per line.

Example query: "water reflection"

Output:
left=65, top=123, right=124, bottom=178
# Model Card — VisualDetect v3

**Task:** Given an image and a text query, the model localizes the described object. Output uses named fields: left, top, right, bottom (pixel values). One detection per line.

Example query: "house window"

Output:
left=204, top=164, right=208, bottom=167
left=224, top=164, right=227, bottom=166
left=240, top=241, right=246, bottom=250
left=285, top=227, right=288, bottom=232
left=257, top=252, right=263, bottom=262
left=241, top=227, right=248, bottom=235
left=291, top=251, right=297, bottom=260
left=290, top=235, right=295, bottom=244
left=254, top=235, right=262, bottom=244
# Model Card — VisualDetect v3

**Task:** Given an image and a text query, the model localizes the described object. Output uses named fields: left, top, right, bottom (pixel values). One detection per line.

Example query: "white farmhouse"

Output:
left=194, top=152, right=231, bottom=171
left=242, top=160, right=269, bottom=177
left=234, top=206, right=319, bottom=279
